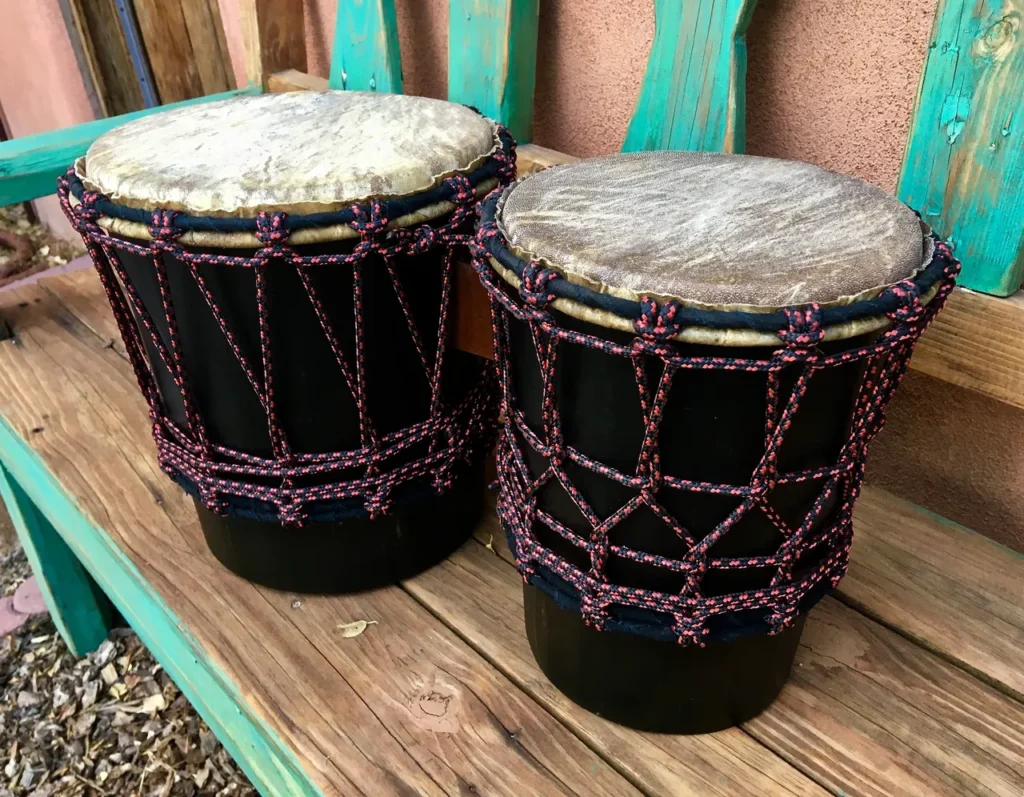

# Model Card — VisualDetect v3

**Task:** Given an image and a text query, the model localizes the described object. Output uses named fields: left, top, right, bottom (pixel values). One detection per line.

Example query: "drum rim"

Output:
left=62, top=126, right=515, bottom=249
left=476, top=188, right=958, bottom=347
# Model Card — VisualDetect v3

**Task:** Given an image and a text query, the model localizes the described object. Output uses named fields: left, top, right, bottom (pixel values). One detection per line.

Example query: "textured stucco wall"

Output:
left=0, top=0, right=94, bottom=238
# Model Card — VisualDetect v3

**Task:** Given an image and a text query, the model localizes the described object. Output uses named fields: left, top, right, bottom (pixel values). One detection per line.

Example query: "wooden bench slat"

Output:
left=330, top=0, right=403, bottom=93
left=0, top=282, right=641, bottom=796
left=458, top=508, right=1024, bottom=797
left=622, top=0, right=757, bottom=153
left=44, top=265, right=1024, bottom=708
left=845, top=486, right=1024, bottom=701
left=897, top=0, right=1024, bottom=296
left=448, top=0, right=540, bottom=143
left=407, top=534, right=830, bottom=797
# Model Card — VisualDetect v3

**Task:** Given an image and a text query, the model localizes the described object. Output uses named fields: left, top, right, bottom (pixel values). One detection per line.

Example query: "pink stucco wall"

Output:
left=0, top=0, right=95, bottom=238
left=7, top=0, right=1024, bottom=552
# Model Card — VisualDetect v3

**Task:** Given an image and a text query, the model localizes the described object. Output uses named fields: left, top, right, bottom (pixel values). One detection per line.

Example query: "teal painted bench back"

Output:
left=1, top=0, right=1020, bottom=295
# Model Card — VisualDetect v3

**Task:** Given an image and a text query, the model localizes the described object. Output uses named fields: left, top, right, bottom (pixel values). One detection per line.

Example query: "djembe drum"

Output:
left=473, top=152, right=959, bottom=732
left=59, top=91, right=514, bottom=593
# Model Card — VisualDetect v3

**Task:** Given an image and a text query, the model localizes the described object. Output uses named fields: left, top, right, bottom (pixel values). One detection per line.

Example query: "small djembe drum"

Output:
left=59, top=91, right=514, bottom=593
left=473, top=152, right=959, bottom=732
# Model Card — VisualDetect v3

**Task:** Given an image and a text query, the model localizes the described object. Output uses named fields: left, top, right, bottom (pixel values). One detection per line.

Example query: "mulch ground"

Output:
left=1, top=544, right=256, bottom=796
left=0, top=205, right=83, bottom=290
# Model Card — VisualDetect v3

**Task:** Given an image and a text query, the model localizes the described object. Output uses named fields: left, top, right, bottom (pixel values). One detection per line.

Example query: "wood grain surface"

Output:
left=0, top=280, right=639, bottom=795
left=459, top=503, right=1024, bottom=797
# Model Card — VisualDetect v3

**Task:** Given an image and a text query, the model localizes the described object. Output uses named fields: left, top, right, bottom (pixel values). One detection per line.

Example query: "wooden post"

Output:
left=133, top=0, right=234, bottom=102
left=0, top=465, right=113, bottom=657
left=330, top=0, right=403, bottom=92
left=897, top=0, right=1024, bottom=296
left=240, top=0, right=308, bottom=90
left=622, top=0, right=758, bottom=153
left=448, top=0, right=540, bottom=143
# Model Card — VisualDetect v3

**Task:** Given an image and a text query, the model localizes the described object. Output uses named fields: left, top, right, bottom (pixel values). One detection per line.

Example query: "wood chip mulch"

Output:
left=0, top=205, right=84, bottom=289
left=1, top=547, right=256, bottom=797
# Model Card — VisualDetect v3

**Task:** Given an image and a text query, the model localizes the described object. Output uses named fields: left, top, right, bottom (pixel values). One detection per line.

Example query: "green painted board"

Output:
left=0, top=464, right=112, bottom=657
left=330, top=0, right=403, bottom=92
left=623, top=0, right=757, bottom=153
left=897, top=0, right=1024, bottom=296
left=0, top=416, right=321, bottom=797
left=0, top=86, right=260, bottom=206
left=448, top=0, right=540, bottom=143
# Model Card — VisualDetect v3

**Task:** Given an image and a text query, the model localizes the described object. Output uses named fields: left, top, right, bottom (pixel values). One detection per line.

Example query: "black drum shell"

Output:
left=111, top=224, right=488, bottom=594
left=505, top=304, right=875, bottom=732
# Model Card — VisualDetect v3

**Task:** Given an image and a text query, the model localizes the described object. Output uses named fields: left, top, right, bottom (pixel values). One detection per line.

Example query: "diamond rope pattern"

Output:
left=473, top=201, right=960, bottom=646
left=57, top=140, right=515, bottom=527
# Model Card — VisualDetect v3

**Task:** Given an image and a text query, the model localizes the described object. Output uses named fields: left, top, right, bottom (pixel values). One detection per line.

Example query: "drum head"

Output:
left=79, top=91, right=500, bottom=217
left=498, top=151, right=926, bottom=308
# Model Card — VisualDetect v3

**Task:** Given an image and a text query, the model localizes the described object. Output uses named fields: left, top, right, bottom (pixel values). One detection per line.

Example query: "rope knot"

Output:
left=76, top=190, right=103, bottom=223
left=255, top=211, right=290, bottom=247
left=933, top=240, right=962, bottom=281
left=780, top=304, right=825, bottom=346
left=492, top=126, right=517, bottom=183
left=519, top=263, right=558, bottom=309
left=351, top=199, right=389, bottom=238
left=883, top=280, right=926, bottom=324
left=634, top=297, right=683, bottom=340
left=444, top=174, right=475, bottom=206
left=148, top=209, right=183, bottom=243
left=410, top=224, right=438, bottom=254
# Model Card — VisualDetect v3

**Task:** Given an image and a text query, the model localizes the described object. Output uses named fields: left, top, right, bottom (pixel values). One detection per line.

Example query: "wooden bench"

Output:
left=1, top=1, right=1023, bottom=794
left=0, top=267, right=1023, bottom=795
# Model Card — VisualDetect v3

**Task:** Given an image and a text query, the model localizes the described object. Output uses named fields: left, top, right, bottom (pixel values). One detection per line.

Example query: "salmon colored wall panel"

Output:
left=868, top=373, right=1024, bottom=553
left=0, top=0, right=95, bottom=238
left=745, top=0, right=936, bottom=191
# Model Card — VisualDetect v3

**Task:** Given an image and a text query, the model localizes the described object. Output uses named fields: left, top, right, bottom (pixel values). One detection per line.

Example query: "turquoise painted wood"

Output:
left=330, top=0, right=403, bottom=93
left=897, top=0, right=1024, bottom=296
left=623, top=0, right=757, bottom=153
left=0, top=416, right=322, bottom=797
left=0, top=464, right=112, bottom=656
left=0, top=86, right=260, bottom=206
left=448, top=0, right=540, bottom=143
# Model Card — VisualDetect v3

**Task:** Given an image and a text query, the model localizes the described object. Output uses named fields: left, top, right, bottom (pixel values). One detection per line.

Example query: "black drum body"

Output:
left=507, top=308, right=867, bottom=732
left=116, top=230, right=489, bottom=593
left=473, top=187, right=960, bottom=733
left=59, top=116, right=516, bottom=593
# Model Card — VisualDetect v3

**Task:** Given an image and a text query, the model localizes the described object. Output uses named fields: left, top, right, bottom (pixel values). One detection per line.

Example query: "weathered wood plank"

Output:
left=240, top=0, right=307, bottom=90
left=458, top=507, right=1024, bottom=797
left=623, top=0, right=758, bottom=153
left=898, top=0, right=1024, bottom=295
left=407, top=531, right=830, bottom=796
left=0, top=87, right=259, bottom=206
left=912, top=287, right=1024, bottom=411
left=330, top=0, right=403, bottom=93
left=2, top=280, right=640, bottom=797
left=448, top=0, right=539, bottom=142
left=0, top=464, right=113, bottom=657
left=0, top=291, right=324, bottom=797
left=55, top=0, right=109, bottom=117
left=844, top=486, right=1024, bottom=701
left=180, top=0, right=236, bottom=94
left=268, top=68, right=331, bottom=93
left=63, top=0, right=146, bottom=116
left=132, top=0, right=205, bottom=103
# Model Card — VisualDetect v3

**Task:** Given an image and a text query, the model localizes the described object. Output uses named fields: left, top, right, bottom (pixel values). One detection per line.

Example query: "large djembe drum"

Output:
left=59, top=91, right=514, bottom=593
left=473, top=152, right=959, bottom=732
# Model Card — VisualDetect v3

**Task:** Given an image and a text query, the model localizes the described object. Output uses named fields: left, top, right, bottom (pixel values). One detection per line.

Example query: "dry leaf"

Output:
left=335, top=620, right=378, bottom=638
left=140, top=694, right=166, bottom=714
left=100, top=664, right=119, bottom=685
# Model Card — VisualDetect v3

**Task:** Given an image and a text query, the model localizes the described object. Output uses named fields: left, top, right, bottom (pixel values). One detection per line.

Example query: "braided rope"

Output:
left=472, top=199, right=960, bottom=646
left=58, top=135, right=514, bottom=527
